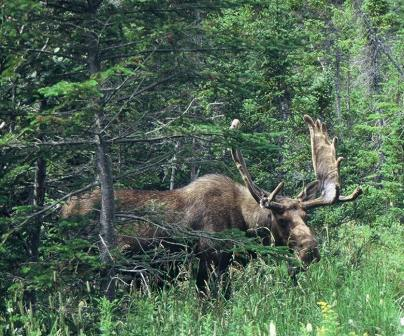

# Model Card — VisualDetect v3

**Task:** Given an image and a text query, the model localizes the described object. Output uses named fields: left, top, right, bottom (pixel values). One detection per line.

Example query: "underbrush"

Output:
left=1, top=223, right=402, bottom=336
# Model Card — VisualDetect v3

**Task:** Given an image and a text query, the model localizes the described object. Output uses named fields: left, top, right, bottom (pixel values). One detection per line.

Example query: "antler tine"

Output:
left=230, top=119, right=285, bottom=210
left=300, top=115, right=362, bottom=209
left=230, top=119, right=265, bottom=203
left=260, top=181, right=285, bottom=210
left=339, top=186, right=362, bottom=202
left=231, top=147, right=264, bottom=203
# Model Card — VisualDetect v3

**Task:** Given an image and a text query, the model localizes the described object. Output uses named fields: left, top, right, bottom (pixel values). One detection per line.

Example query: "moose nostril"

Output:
left=300, top=246, right=320, bottom=264
left=312, top=249, right=320, bottom=262
left=309, top=247, right=320, bottom=263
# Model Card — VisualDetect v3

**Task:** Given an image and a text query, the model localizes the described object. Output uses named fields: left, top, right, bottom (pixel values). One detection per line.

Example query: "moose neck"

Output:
left=237, top=184, right=273, bottom=231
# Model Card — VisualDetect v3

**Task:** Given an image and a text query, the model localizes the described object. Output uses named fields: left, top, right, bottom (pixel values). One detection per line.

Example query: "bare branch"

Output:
left=103, top=47, right=246, bottom=60
left=115, top=73, right=177, bottom=103
left=0, top=133, right=216, bottom=150
left=103, top=48, right=157, bottom=105
left=353, top=4, right=403, bottom=77
left=0, top=45, right=81, bottom=61
left=1, top=139, right=96, bottom=150
left=111, top=134, right=215, bottom=144
left=99, top=234, right=115, bottom=262
left=145, top=98, right=195, bottom=135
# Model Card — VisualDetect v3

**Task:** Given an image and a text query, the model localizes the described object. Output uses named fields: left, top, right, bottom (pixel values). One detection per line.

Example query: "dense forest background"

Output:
left=0, top=0, right=402, bottom=335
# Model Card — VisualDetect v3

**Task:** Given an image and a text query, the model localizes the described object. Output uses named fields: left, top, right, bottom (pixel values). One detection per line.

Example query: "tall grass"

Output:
left=1, top=223, right=402, bottom=335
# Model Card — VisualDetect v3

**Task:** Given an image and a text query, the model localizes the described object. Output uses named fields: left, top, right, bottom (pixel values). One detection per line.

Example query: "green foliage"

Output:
left=1, top=222, right=402, bottom=335
left=39, top=79, right=100, bottom=98
left=98, top=297, right=119, bottom=336
left=0, top=0, right=402, bottom=335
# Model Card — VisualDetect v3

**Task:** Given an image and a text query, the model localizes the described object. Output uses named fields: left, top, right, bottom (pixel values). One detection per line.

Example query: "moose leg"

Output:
left=196, top=252, right=232, bottom=298
left=217, top=252, right=232, bottom=299
left=196, top=255, right=210, bottom=295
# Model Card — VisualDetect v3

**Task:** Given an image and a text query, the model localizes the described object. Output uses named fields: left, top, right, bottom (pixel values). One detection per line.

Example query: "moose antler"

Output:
left=300, top=115, right=362, bottom=209
left=230, top=119, right=285, bottom=211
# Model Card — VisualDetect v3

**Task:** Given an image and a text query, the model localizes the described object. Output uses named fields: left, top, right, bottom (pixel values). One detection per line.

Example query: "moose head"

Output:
left=230, top=115, right=362, bottom=267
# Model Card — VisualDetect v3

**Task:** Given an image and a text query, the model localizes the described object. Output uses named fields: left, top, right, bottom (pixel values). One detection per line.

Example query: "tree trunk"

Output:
left=368, top=34, right=385, bottom=179
left=353, top=0, right=385, bottom=182
left=363, top=9, right=385, bottom=179
left=94, top=117, right=116, bottom=265
left=29, top=156, right=46, bottom=260
left=169, top=142, right=179, bottom=190
left=87, top=1, right=116, bottom=299
left=190, top=139, right=200, bottom=181
left=25, top=155, right=46, bottom=305
left=346, top=56, right=351, bottom=117
left=334, top=47, right=342, bottom=123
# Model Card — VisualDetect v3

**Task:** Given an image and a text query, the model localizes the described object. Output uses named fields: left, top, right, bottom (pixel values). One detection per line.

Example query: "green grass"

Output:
left=1, top=223, right=403, bottom=336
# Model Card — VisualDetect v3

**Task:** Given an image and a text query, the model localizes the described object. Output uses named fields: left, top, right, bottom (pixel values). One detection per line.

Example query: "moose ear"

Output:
left=246, top=228, right=257, bottom=237
left=298, top=180, right=319, bottom=201
left=246, top=227, right=271, bottom=238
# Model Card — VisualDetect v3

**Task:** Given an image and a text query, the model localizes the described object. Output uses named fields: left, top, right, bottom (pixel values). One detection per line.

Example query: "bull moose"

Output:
left=62, top=115, right=362, bottom=294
